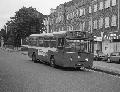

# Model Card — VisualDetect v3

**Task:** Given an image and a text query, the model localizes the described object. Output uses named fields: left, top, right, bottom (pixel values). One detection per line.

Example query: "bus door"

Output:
left=37, top=37, right=44, bottom=61
left=55, top=38, right=65, bottom=65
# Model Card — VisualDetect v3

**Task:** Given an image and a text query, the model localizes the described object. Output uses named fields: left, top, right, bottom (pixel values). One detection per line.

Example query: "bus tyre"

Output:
left=50, top=57, right=55, bottom=68
left=32, top=53, right=36, bottom=63
left=107, top=58, right=111, bottom=63
left=119, top=59, right=120, bottom=64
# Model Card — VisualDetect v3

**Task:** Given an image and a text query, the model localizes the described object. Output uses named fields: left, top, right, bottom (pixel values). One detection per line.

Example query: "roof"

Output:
left=29, top=34, right=44, bottom=37
left=53, top=31, right=67, bottom=37
left=29, top=31, right=93, bottom=39
left=53, top=31, right=67, bottom=35
left=29, top=33, right=54, bottom=37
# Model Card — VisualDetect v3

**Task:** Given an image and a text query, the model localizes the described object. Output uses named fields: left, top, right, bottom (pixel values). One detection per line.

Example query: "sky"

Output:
left=0, top=0, right=71, bottom=29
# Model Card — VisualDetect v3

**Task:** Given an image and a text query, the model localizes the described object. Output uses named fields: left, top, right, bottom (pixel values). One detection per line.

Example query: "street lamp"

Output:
left=118, top=0, right=120, bottom=31
left=64, top=3, right=67, bottom=31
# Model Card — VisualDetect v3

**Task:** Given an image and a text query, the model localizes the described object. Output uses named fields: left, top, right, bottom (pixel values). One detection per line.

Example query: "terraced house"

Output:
left=49, top=0, right=120, bottom=55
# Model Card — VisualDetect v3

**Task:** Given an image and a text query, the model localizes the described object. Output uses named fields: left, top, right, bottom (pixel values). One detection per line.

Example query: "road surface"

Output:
left=0, top=49, right=120, bottom=92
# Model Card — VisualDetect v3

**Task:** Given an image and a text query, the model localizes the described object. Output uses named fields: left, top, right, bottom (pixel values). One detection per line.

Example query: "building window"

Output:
left=105, top=17, right=110, bottom=28
left=67, top=26, right=69, bottom=31
left=83, top=8, right=86, bottom=15
left=99, top=17, right=103, bottom=29
left=73, top=12, right=75, bottom=17
left=99, top=1, right=103, bottom=10
left=69, top=26, right=73, bottom=31
left=105, top=0, right=110, bottom=8
left=79, top=8, right=83, bottom=16
left=67, top=14, right=69, bottom=20
left=93, top=20, right=97, bottom=29
left=89, top=6, right=92, bottom=13
left=94, top=4, right=97, bottom=12
left=62, top=27, right=64, bottom=31
left=61, top=15, right=64, bottom=22
left=76, top=9, right=79, bottom=16
left=70, top=13, right=73, bottom=19
left=79, top=23, right=82, bottom=31
left=112, top=0, right=116, bottom=6
left=111, top=15, right=117, bottom=26
left=59, top=28, right=61, bottom=31
left=88, top=21, right=92, bottom=30
left=74, top=11, right=76, bottom=17
left=82, top=22, right=85, bottom=31
left=79, top=22, right=85, bottom=31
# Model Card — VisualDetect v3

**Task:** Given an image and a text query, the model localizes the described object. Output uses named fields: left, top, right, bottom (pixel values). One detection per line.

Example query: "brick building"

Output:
left=49, top=0, right=120, bottom=55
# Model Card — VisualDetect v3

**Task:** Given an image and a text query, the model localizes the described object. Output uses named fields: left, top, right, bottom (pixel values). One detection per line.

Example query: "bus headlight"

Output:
left=85, top=58, right=88, bottom=61
left=78, top=56, right=81, bottom=59
left=70, top=57, right=73, bottom=61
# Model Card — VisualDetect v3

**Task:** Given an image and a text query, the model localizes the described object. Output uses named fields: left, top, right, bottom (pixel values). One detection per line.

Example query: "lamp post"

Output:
left=118, top=0, right=120, bottom=31
left=64, top=3, right=67, bottom=31
left=91, top=0, right=93, bottom=33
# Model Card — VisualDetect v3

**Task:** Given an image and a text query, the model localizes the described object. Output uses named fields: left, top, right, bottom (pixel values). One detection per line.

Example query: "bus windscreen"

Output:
left=65, top=39, right=92, bottom=53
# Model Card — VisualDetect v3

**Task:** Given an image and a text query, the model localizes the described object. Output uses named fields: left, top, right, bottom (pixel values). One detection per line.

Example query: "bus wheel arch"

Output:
left=50, top=55, right=56, bottom=68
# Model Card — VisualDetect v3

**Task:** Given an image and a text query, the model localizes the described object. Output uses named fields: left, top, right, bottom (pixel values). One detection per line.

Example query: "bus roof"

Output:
left=29, top=34, right=45, bottom=37
left=29, top=31, right=93, bottom=39
left=53, top=31, right=67, bottom=34
left=53, top=31, right=67, bottom=37
left=30, top=33, right=54, bottom=37
left=29, top=31, right=67, bottom=38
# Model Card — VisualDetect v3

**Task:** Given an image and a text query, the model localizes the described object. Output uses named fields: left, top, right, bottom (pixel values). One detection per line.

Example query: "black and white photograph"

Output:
left=0, top=0, right=120, bottom=92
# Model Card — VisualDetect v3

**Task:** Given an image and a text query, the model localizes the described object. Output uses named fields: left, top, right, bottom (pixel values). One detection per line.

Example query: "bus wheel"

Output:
left=50, top=57, right=55, bottom=68
left=119, top=59, right=120, bottom=64
left=32, top=53, right=36, bottom=63
left=107, top=58, right=111, bottom=63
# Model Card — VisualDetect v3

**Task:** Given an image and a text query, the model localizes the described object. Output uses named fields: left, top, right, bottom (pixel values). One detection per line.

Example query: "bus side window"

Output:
left=58, top=38, right=64, bottom=46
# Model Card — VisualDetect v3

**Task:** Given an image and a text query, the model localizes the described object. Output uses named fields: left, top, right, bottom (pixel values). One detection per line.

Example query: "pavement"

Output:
left=1, top=47, right=120, bottom=76
left=92, top=61, right=120, bottom=76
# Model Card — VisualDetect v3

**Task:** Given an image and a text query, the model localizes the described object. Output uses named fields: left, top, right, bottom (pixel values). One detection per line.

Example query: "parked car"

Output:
left=94, top=52, right=108, bottom=61
left=107, top=52, right=120, bottom=63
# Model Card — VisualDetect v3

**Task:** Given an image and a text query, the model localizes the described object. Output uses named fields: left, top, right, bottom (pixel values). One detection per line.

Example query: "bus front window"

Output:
left=57, top=38, right=64, bottom=50
left=65, top=39, right=90, bottom=52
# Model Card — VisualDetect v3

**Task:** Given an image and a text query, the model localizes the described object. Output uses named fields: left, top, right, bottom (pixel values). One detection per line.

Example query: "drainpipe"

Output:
left=64, top=3, right=66, bottom=30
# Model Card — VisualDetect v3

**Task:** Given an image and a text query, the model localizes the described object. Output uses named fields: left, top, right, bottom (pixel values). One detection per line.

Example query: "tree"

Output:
left=12, top=7, right=45, bottom=38
left=5, top=6, right=46, bottom=46
left=0, top=28, right=7, bottom=42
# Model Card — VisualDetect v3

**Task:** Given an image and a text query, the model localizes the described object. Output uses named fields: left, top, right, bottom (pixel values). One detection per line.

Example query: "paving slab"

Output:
left=93, top=61, right=120, bottom=76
